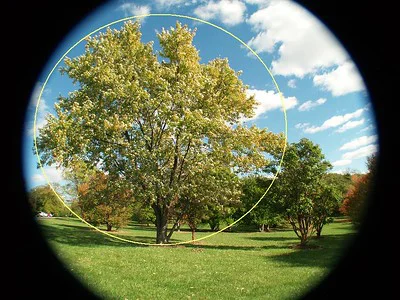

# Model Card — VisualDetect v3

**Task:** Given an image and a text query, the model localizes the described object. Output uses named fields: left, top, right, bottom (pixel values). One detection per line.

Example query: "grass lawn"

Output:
left=38, top=217, right=356, bottom=299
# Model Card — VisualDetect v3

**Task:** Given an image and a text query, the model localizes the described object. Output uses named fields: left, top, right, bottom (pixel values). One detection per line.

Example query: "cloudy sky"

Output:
left=23, top=0, right=377, bottom=190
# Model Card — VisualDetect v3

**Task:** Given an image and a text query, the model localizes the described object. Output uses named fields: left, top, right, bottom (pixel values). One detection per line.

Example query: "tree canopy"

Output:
left=28, top=184, right=69, bottom=217
left=36, top=21, right=284, bottom=243
left=269, top=138, right=332, bottom=245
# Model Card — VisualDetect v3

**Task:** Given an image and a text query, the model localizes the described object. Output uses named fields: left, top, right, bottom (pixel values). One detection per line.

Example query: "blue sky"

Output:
left=23, top=0, right=378, bottom=190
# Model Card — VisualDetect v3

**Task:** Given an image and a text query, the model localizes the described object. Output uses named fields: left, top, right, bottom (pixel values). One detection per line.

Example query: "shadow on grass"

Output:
left=40, top=222, right=140, bottom=248
left=246, top=236, right=298, bottom=242
left=40, top=222, right=192, bottom=248
left=39, top=221, right=289, bottom=251
left=182, top=243, right=289, bottom=251
left=268, top=233, right=357, bottom=268
left=39, top=219, right=356, bottom=257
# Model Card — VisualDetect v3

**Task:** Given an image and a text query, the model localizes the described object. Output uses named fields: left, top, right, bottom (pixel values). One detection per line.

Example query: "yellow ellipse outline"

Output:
left=33, top=13, right=288, bottom=246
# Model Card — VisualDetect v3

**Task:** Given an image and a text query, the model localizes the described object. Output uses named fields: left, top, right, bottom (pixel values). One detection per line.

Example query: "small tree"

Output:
left=176, top=167, right=242, bottom=241
left=269, top=138, right=332, bottom=246
left=181, top=199, right=209, bottom=241
left=77, top=173, right=133, bottom=231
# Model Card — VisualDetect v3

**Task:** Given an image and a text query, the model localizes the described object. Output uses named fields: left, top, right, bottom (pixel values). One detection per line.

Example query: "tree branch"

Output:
left=177, top=139, right=191, bottom=183
left=169, top=132, right=180, bottom=187
left=137, top=119, right=152, bottom=151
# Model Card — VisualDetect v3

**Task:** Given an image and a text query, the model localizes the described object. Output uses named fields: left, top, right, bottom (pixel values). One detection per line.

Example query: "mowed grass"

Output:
left=38, top=217, right=356, bottom=299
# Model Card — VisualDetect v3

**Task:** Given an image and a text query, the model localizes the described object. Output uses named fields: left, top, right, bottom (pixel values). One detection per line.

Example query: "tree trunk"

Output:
left=300, top=235, right=308, bottom=246
left=265, top=224, right=270, bottom=232
left=259, top=224, right=265, bottom=232
left=153, top=203, right=169, bottom=244
left=106, top=223, right=112, bottom=231
left=296, top=215, right=312, bottom=246
left=316, top=225, right=322, bottom=238
left=191, top=229, right=196, bottom=242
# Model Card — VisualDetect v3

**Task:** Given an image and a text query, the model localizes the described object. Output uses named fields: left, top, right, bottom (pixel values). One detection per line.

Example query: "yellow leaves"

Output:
left=103, top=119, right=112, bottom=130
left=37, top=20, right=286, bottom=220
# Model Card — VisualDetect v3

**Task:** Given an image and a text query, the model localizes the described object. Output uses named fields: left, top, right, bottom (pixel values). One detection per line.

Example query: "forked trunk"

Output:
left=153, top=203, right=169, bottom=244
left=288, top=214, right=313, bottom=246
left=300, top=235, right=308, bottom=246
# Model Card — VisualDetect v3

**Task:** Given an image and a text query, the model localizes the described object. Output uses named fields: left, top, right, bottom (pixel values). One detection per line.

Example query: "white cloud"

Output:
left=244, top=89, right=297, bottom=120
left=342, top=144, right=378, bottom=160
left=335, top=119, right=365, bottom=133
left=287, top=79, right=296, bottom=88
left=246, top=0, right=348, bottom=77
left=31, top=166, right=64, bottom=184
left=359, top=124, right=374, bottom=133
left=29, top=83, right=49, bottom=112
left=332, top=159, right=352, bottom=167
left=194, top=0, right=246, bottom=26
left=119, top=3, right=151, bottom=19
left=295, top=122, right=310, bottom=129
left=27, top=83, right=51, bottom=136
left=340, top=135, right=378, bottom=151
left=303, top=108, right=364, bottom=134
left=298, top=98, right=326, bottom=111
left=313, top=61, right=366, bottom=96
left=331, top=139, right=378, bottom=172
left=154, top=0, right=189, bottom=8
left=32, top=174, right=45, bottom=183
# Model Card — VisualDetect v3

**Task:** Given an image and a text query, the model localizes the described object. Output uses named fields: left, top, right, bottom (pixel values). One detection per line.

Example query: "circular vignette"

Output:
left=33, top=13, right=288, bottom=246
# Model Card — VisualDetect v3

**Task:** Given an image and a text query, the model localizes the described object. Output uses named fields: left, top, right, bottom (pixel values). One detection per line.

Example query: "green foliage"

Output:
left=238, top=175, right=282, bottom=231
left=131, top=202, right=156, bottom=226
left=28, top=184, right=69, bottom=216
left=322, top=172, right=354, bottom=216
left=36, top=21, right=284, bottom=243
left=207, top=205, right=234, bottom=231
left=312, top=183, right=341, bottom=237
left=69, top=199, right=82, bottom=217
left=176, top=166, right=242, bottom=239
left=269, top=138, right=332, bottom=244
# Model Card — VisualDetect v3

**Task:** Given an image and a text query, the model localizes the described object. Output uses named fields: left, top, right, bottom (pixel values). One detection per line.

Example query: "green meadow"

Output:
left=38, top=217, right=356, bottom=299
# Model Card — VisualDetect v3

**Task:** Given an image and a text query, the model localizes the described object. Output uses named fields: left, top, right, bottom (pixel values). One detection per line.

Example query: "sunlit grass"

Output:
left=38, top=217, right=356, bottom=299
